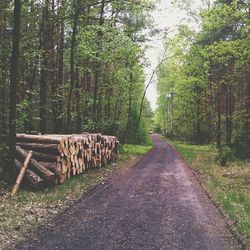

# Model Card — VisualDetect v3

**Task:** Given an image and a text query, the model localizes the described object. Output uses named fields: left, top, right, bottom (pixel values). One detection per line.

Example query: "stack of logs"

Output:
left=15, top=133, right=119, bottom=189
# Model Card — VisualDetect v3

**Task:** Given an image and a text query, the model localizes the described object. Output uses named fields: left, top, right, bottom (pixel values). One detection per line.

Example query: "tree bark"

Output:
left=39, top=0, right=50, bottom=133
left=75, top=68, right=82, bottom=132
left=0, top=0, right=8, bottom=148
left=195, top=87, right=201, bottom=144
left=16, top=146, right=56, bottom=182
left=16, top=133, right=65, bottom=143
left=226, top=85, right=232, bottom=145
left=93, top=0, right=105, bottom=129
left=11, top=151, right=33, bottom=196
left=0, top=0, right=4, bottom=45
left=17, top=143, right=60, bottom=154
left=55, top=10, right=65, bottom=132
left=124, top=71, right=133, bottom=143
left=28, top=151, right=58, bottom=162
left=15, top=160, right=45, bottom=189
left=136, top=49, right=168, bottom=131
left=8, top=0, right=21, bottom=177
left=67, top=1, right=80, bottom=132
left=216, top=83, right=221, bottom=148
left=245, top=78, right=250, bottom=146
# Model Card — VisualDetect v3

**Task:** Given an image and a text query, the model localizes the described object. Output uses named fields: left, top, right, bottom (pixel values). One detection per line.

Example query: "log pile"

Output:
left=15, top=133, right=119, bottom=189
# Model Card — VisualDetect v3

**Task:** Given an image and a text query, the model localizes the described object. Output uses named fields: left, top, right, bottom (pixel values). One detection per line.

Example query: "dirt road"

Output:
left=17, top=134, right=243, bottom=250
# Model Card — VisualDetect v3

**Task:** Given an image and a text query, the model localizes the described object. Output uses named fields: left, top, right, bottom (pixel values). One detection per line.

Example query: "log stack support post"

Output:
left=11, top=150, right=33, bottom=196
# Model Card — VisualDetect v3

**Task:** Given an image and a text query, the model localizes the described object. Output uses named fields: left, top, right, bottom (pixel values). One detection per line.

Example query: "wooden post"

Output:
left=16, top=146, right=56, bottom=182
left=11, top=150, right=33, bottom=196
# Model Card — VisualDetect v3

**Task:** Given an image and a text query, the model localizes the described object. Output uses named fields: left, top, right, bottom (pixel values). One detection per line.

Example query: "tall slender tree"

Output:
left=8, top=0, right=21, bottom=175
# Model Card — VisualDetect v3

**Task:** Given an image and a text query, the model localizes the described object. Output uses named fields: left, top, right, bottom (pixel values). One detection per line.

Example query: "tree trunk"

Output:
left=75, top=67, right=81, bottom=132
left=17, top=143, right=60, bottom=154
left=55, top=13, right=64, bottom=132
left=93, top=0, right=105, bottom=130
left=93, top=66, right=99, bottom=128
left=124, top=71, right=133, bottom=143
left=30, top=151, right=58, bottom=162
left=196, top=88, right=201, bottom=144
left=216, top=83, right=221, bottom=149
left=226, top=85, right=232, bottom=145
left=15, top=160, right=45, bottom=189
left=16, top=133, right=66, bottom=143
left=25, top=66, right=36, bottom=133
left=39, top=0, right=50, bottom=133
left=106, top=87, right=112, bottom=120
left=16, top=146, right=56, bottom=182
left=67, top=1, right=79, bottom=132
left=8, top=0, right=21, bottom=178
left=11, top=150, right=33, bottom=196
left=245, top=79, right=250, bottom=146
left=0, top=0, right=8, bottom=147
left=0, top=0, right=4, bottom=44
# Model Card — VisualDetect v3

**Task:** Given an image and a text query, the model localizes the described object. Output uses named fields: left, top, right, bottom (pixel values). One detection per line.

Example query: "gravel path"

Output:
left=17, top=134, right=243, bottom=250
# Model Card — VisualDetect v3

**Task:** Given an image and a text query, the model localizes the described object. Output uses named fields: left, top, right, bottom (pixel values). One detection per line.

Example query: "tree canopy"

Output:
left=0, top=0, right=155, bottom=153
left=155, top=0, right=249, bottom=157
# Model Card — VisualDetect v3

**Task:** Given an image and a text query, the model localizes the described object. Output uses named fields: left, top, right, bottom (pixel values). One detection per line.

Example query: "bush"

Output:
left=117, top=144, right=125, bottom=154
left=216, top=146, right=235, bottom=166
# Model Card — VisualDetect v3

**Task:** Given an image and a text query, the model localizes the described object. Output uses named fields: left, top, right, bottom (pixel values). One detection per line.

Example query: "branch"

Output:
left=135, top=48, right=176, bottom=131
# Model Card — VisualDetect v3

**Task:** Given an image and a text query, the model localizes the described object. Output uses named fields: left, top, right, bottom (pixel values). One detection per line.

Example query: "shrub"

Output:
left=216, top=146, right=235, bottom=166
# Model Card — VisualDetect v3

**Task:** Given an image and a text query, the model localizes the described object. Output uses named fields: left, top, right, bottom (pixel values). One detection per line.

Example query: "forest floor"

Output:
left=16, top=134, right=243, bottom=249
left=171, top=141, right=250, bottom=248
left=0, top=144, right=152, bottom=250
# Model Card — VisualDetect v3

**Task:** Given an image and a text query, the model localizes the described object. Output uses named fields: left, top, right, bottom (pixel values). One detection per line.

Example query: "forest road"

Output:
left=17, top=134, right=243, bottom=250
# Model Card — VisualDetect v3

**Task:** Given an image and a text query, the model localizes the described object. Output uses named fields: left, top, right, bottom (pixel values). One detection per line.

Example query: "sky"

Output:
left=144, top=0, right=210, bottom=110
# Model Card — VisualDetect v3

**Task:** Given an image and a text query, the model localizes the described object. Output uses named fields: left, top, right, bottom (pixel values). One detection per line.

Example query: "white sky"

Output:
left=144, top=0, right=211, bottom=110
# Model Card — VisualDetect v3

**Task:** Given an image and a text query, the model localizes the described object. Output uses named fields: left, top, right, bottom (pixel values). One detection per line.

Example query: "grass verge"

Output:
left=0, top=144, right=152, bottom=249
left=171, top=141, right=250, bottom=248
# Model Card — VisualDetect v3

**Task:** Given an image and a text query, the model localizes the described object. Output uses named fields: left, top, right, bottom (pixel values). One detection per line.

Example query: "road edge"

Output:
left=166, top=140, right=246, bottom=250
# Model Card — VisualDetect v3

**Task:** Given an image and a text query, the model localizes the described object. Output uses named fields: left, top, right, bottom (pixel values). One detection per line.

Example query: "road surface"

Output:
left=17, top=134, right=243, bottom=250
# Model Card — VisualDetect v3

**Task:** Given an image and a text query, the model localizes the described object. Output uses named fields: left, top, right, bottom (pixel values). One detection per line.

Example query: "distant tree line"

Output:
left=156, top=0, right=249, bottom=157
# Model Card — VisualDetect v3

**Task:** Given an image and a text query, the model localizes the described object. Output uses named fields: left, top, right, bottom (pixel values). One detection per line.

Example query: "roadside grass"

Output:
left=120, top=144, right=153, bottom=156
left=172, top=141, right=211, bottom=162
left=171, top=141, right=250, bottom=248
left=0, top=143, right=152, bottom=249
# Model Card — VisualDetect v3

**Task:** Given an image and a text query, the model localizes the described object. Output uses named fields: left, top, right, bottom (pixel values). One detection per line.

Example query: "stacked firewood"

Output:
left=15, top=133, right=119, bottom=189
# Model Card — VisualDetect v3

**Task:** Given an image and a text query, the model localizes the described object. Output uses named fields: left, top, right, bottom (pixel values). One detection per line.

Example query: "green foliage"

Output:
left=122, top=106, right=152, bottom=145
left=171, top=141, right=211, bottom=162
left=156, top=0, right=250, bottom=156
left=121, top=144, right=153, bottom=155
left=16, top=99, right=30, bottom=131
left=216, top=146, right=235, bottom=166
left=0, top=0, right=156, bottom=169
